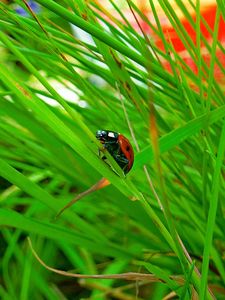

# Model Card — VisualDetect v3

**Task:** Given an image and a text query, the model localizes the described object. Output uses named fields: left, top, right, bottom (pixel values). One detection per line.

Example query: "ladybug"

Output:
left=96, top=130, right=134, bottom=174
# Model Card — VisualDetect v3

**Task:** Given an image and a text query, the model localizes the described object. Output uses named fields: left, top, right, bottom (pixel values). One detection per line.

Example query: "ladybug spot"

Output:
left=126, top=146, right=130, bottom=151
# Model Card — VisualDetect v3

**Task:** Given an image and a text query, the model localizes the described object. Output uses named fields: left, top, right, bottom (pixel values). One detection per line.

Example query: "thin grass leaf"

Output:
left=135, top=105, right=225, bottom=170
left=200, top=120, right=225, bottom=299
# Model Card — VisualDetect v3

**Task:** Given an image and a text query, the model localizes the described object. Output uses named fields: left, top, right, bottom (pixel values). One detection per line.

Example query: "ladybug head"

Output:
left=96, top=130, right=119, bottom=143
left=96, top=130, right=108, bottom=142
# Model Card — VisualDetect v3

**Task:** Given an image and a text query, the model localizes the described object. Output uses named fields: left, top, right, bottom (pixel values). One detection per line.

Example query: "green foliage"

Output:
left=0, top=0, right=224, bottom=299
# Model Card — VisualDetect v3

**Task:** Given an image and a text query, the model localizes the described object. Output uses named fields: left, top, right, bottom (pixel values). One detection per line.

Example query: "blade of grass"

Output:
left=0, top=158, right=110, bottom=242
left=134, top=105, right=225, bottom=170
left=200, top=121, right=225, bottom=299
left=0, top=208, right=138, bottom=259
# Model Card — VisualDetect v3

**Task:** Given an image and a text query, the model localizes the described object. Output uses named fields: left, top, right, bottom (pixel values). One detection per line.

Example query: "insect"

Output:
left=56, top=130, right=134, bottom=218
left=96, top=130, right=134, bottom=174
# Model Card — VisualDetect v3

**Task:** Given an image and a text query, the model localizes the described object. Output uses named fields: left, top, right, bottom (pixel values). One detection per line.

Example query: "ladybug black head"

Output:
left=96, top=130, right=119, bottom=142
left=96, top=130, right=108, bottom=141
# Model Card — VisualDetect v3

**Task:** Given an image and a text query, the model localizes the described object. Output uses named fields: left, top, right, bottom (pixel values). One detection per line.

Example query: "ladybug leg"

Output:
left=98, top=142, right=108, bottom=157
left=98, top=147, right=102, bottom=157
left=115, top=154, right=129, bottom=172
left=101, top=155, right=107, bottom=162
left=98, top=141, right=117, bottom=157
left=98, top=149, right=108, bottom=164
left=117, top=156, right=129, bottom=166
left=97, top=145, right=112, bottom=168
left=101, top=156, right=114, bottom=170
left=116, top=155, right=129, bottom=165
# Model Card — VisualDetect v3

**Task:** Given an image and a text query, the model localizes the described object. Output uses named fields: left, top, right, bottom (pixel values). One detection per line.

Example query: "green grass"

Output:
left=0, top=0, right=225, bottom=299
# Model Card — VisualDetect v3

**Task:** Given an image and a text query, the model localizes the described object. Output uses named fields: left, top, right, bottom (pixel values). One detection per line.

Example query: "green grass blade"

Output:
left=200, top=121, right=225, bottom=299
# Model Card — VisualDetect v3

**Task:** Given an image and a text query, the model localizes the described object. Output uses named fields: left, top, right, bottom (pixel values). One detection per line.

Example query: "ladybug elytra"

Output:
left=96, top=130, right=134, bottom=174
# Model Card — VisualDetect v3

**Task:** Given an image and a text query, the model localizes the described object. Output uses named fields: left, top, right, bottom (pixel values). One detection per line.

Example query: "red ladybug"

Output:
left=56, top=130, right=134, bottom=217
left=96, top=130, right=134, bottom=174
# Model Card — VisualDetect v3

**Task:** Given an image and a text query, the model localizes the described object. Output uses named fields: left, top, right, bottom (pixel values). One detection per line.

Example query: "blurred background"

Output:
left=0, top=1, right=225, bottom=299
